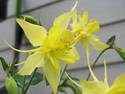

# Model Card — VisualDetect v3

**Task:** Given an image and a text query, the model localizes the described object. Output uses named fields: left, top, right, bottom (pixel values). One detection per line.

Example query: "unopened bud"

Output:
left=5, top=77, right=18, bottom=94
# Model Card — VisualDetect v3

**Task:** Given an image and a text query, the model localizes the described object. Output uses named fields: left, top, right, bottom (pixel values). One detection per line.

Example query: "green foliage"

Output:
left=13, top=74, right=25, bottom=88
left=0, top=57, right=8, bottom=71
left=13, top=72, right=43, bottom=88
left=30, top=72, right=43, bottom=85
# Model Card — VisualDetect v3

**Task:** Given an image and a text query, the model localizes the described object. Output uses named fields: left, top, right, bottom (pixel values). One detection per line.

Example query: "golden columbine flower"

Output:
left=80, top=48, right=125, bottom=94
left=7, top=3, right=79, bottom=94
left=71, top=11, right=109, bottom=51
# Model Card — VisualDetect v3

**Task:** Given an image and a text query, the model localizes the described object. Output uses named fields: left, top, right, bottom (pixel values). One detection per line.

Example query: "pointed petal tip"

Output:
left=71, top=1, right=78, bottom=11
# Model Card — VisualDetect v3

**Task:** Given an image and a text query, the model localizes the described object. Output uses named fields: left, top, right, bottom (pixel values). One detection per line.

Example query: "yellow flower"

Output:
left=7, top=5, right=79, bottom=94
left=80, top=68, right=125, bottom=94
left=80, top=48, right=125, bottom=94
left=71, top=11, right=109, bottom=51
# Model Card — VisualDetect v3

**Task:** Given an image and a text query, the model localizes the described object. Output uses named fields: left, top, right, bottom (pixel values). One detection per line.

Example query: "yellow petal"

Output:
left=53, top=11, right=73, bottom=30
left=43, top=60, right=61, bottom=94
left=16, top=19, right=47, bottom=47
left=45, top=25, right=62, bottom=48
left=112, top=72, right=125, bottom=87
left=71, top=11, right=81, bottom=32
left=90, top=35, right=109, bottom=51
left=56, top=47, right=80, bottom=64
left=108, top=75, right=125, bottom=94
left=87, top=20, right=100, bottom=33
left=53, top=1, right=77, bottom=30
left=47, top=55, right=60, bottom=69
left=18, top=52, right=44, bottom=75
left=80, top=80, right=109, bottom=94
left=81, top=12, right=89, bottom=25
left=60, top=30, right=74, bottom=46
left=108, top=86, right=125, bottom=94
left=81, top=39, right=89, bottom=50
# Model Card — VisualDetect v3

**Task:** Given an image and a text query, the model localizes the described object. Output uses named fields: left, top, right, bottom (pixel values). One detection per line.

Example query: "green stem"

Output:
left=86, top=47, right=110, bottom=80
left=16, top=0, right=22, bottom=18
left=22, top=76, right=26, bottom=94
left=60, top=64, right=68, bottom=79
left=57, top=64, right=68, bottom=94
left=23, top=68, right=37, bottom=94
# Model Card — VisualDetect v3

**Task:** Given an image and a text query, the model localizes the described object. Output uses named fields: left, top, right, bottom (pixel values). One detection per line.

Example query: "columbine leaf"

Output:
left=13, top=74, right=25, bottom=88
left=0, top=57, right=8, bottom=71
left=115, top=47, right=125, bottom=60
left=14, top=72, right=44, bottom=87
left=30, top=72, right=43, bottom=85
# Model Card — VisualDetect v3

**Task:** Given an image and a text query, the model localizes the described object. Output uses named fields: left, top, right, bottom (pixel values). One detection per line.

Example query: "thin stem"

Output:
left=57, top=64, right=68, bottom=94
left=22, top=76, right=26, bottom=94
left=23, top=68, right=37, bottom=94
left=86, top=47, right=110, bottom=80
left=16, top=0, right=22, bottom=18
left=60, top=64, right=68, bottom=80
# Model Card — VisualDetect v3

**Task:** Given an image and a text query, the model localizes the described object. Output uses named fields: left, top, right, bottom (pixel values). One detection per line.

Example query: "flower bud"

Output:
left=5, top=77, right=18, bottom=94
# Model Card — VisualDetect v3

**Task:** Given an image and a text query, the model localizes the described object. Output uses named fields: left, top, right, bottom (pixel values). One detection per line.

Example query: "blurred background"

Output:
left=0, top=0, right=125, bottom=94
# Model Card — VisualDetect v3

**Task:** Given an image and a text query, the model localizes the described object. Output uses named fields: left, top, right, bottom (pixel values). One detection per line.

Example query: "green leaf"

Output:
left=13, top=74, right=25, bottom=88
left=106, top=35, right=116, bottom=48
left=115, top=47, right=125, bottom=60
left=13, top=72, right=43, bottom=87
left=22, top=15, right=39, bottom=25
left=0, top=57, right=8, bottom=71
left=30, top=72, right=43, bottom=85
